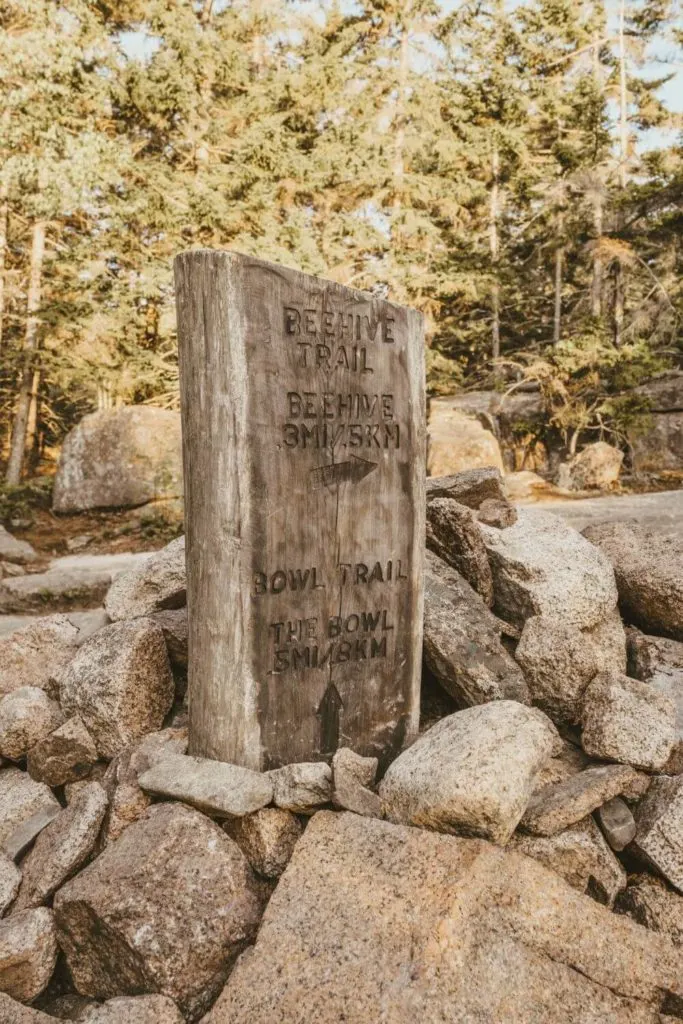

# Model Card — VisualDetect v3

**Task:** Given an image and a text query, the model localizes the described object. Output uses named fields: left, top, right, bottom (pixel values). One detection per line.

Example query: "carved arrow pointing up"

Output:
left=310, top=456, right=378, bottom=490
left=317, top=683, right=343, bottom=757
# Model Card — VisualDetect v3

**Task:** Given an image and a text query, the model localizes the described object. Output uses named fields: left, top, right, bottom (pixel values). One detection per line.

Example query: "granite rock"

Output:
left=627, top=629, right=683, bottom=773
left=13, top=783, right=107, bottom=911
left=269, top=762, right=332, bottom=814
left=27, top=716, right=98, bottom=788
left=509, top=816, right=626, bottom=907
left=223, top=809, right=303, bottom=879
left=0, top=689, right=64, bottom=762
left=426, top=498, right=493, bottom=604
left=80, top=995, right=184, bottom=1023
left=53, top=802, right=263, bottom=1021
left=583, top=520, right=683, bottom=641
left=208, top=811, right=683, bottom=1024
left=481, top=508, right=618, bottom=630
left=616, top=873, right=683, bottom=947
left=104, top=538, right=186, bottom=623
left=0, top=907, right=57, bottom=1002
left=0, top=616, right=80, bottom=700
left=597, top=797, right=637, bottom=851
left=379, top=701, right=560, bottom=844
left=0, top=993, right=57, bottom=1023
left=0, top=853, right=21, bottom=916
left=426, top=467, right=506, bottom=507
left=515, top=616, right=598, bottom=723
left=520, top=765, right=643, bottom=837
left=0, top=528, right=38, bottom=567
left=58, top=619, right=174, bottom=759
left=581, top=672, right=676, bottom=772
left=424, top=551, right=529, bottom=708
left=138, top=754, right=273, bottom=818
left=0, top=769, right=61, bottom=861
left=633, top=775, right=683, bottom=893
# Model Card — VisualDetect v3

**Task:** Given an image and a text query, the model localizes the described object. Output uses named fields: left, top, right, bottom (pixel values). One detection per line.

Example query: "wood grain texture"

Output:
left=174, top=250, right=425, bottom=770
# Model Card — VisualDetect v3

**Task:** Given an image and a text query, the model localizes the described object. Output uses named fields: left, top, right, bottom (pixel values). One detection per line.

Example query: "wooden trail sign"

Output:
left=174, top=251, right=425, bottom=771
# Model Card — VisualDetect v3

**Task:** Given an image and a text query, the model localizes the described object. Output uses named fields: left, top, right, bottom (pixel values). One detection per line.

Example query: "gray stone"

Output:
left=54, top=802, right=263, bottom=1021
left=564, top=442, right=624, bottom=491
left=0, top=993, right=56, bottom=1023
left=0, top=853, right=21, bottom=915
left=149, top=608, right=188, bottom=670
left=520, top=765, right=643, bottom=837
left=633, top=775, right=683, bottom=893
left=628, top=629, right=683, bottom=773
left=138, top=753, right=273, bottom=818
left=583, top=520, right=683, bottom=641
left=208, top=811, right=683, bottom=1024
left=223, top=808, right=303, bottom=879
left=476, top=497, right=518, bottom=528
left=0, top=615, right=80, bottom=700
left=104, top=538, right=186, bottom=623
left=0, top=769, right=61, bottom=860
left=0, top=568, right=117, bottom=616
left=509, top=816, right=626, bottom=907
left=52, top=406, right=183, bottom=513
left=581, top=672, right=676, bottom=771
left=0, top=688, right=64, bottom=761
left=597, top=797, right=637, bottom=851
left=14, top=783, right=108, bottom=911
left=332, top=747, right=377, bottom=788
left=80, top=995, right=184, bottom=1023
left=426, top=466, right=506, bottom=508
left=331, top=747, right=382, bottom=817
left=481, top=508, right=618, bottom=630
left=58, top=619, right=174, bottom=759
left=616, top=873, right=683, bottom=947
left=0, top=527, right=37, bottom=566
left=269, top=762, right=332, bottom=814
left=379, top=701, right=560, bottom=844
left=515, top=616, right=598, bottom=724
left=27, top=716, right=98, bottom=788
left=0, top=907, right=57, bottom=1002
left=424, top=551, right=529, bottom=708
left=426, top=498, right=493, bottom=604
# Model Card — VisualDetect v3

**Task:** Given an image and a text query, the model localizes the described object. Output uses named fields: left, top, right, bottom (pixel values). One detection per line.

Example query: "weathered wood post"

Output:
left=174, top=251, right=425, bottom=770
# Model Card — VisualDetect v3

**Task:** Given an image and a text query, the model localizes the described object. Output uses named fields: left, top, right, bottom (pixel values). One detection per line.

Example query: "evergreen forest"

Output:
left=1, top=0, right=681, bottom=481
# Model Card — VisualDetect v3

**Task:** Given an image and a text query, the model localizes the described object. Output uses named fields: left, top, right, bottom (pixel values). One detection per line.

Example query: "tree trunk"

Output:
left=553, top=226, right=563, bottom=344
left=614, top=0, right=627, bottom=346
left=0, top=180, right=7, bottom=349
left=489, top=139, right=501, bottom=361
left=392, top=21, right=409, bottom=224
left=5, top=219, right=46, bottom=485
left=590, top=32, right=603, bottom=319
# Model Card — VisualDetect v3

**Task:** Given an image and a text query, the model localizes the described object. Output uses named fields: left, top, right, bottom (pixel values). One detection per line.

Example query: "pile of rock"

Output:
left=1, top=469, right=683, bottom=1023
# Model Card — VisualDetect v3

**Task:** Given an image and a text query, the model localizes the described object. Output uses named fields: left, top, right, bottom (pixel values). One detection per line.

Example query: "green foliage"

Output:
left=0, top=0, right=681, bottom=473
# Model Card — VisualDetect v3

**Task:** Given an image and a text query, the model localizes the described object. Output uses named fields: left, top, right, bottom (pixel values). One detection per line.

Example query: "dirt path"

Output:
left=531, top=488, right=683, bottom=539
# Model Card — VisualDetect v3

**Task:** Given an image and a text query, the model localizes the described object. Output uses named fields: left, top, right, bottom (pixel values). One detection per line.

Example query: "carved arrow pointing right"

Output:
left=310, top=456, right=378, bottom=490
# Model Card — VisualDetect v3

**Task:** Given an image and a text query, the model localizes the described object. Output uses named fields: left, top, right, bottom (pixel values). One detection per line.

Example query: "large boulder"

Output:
left=58, top=619, right=174, bottom=759
left=0, top=616, right=80, bottom=700
left=583, top=520, right=683, bottom=640
left=53, top=802, right=263, bottom=1021
left=519, top=764, right=643, bottom=837
left=561, top=442, right=624, bottom=491
left=379, top=701, right=559, bottom=844
left=616, top=873, right=683, bottom=947
left=633, top=775, right=683, bottom=893
left=630, top=371, right=683, bottom=471
left=426, top=466, right=506, bottom=508
left=423, top=552, right=529, bottom=708
left=207, top=811, right=683, bottom=1024
left=104, top=538, right=186, bottom=622
left=427, top=402, right=504, bottom=477
left=53, top=406, right=183, bottom=513
left=481, top=509, right=618, bottom=630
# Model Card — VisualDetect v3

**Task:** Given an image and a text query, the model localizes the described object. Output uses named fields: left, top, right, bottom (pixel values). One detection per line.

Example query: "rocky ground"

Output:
left=0, top=469, right=683, bottom=1022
